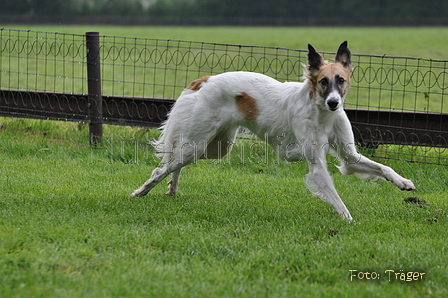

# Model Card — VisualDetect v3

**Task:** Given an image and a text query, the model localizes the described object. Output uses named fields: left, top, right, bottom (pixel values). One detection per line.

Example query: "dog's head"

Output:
left=305, top=41, right=353, bottom=112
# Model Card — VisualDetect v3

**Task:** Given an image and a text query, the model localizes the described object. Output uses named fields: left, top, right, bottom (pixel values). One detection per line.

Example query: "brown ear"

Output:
left=308, top=44, right=325, bottom=72
left=335, top=41, right=353, bottom=71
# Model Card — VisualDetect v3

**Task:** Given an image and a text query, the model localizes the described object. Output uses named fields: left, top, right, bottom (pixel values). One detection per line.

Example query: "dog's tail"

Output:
left=151, top=112, right=176, bottom=165
left=150, top=120, right=169, bottom=158
left=151, top=89, right=196, bottom=165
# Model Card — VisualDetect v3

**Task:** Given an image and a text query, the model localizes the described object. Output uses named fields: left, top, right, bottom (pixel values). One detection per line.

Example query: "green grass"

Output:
left=4, top=25, right=448, bottom=59
left=1, top=117, right=447, bottom=297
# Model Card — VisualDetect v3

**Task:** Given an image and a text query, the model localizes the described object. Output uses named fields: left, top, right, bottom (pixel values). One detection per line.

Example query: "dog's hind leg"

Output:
left=166, top=169, right=182, bottom=195
left=163, top=127, right=238, bottom=196
left=130, top=137, right=207, bottom=197
left=202, top=127, right=238, bottom=159
left=130, top=165, right=172, bottom=197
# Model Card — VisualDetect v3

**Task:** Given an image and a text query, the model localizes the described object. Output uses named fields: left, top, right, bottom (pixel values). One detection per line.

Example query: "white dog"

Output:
left=131, top=41, right=415, bottom=220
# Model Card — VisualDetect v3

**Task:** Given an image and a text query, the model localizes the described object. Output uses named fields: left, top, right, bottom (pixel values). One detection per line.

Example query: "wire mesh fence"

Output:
left=1, top=28, right=447, bottom=165
left=350, top=55, right=448, bottom=113
left=348, top=55, right=448, bottom=164
left=98, top=35, right=306, bottom=98
left=0, top=29, right=88, bottom=122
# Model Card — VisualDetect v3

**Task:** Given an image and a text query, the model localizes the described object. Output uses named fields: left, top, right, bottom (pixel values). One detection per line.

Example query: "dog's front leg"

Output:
left=341, top=154, right=415, bottom=191
left=337, top=142, right=415, bottom=191
left=305, top=161, right=353, bottom=221
left=332, top=113, right=415, bottom=191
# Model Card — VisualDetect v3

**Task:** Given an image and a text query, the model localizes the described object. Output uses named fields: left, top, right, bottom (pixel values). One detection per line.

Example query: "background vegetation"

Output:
left=1, top=0, right=448, bottom=25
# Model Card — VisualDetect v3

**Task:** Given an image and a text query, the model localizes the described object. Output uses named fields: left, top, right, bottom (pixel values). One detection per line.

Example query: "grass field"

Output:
left=1, top=26, right=448, bottom=297
left=4, top=25, right=448, bottom=59
left=1, top=117, right=447, bottom=298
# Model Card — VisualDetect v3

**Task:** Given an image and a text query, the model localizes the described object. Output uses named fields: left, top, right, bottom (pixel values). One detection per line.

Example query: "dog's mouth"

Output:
left=326, top=104, right=339, bottom=112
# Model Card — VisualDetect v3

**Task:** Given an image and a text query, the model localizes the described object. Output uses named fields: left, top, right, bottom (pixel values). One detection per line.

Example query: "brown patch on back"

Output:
left=186, top=76, right=210, bottom=91
left=235, top=92, right=259, bottom=121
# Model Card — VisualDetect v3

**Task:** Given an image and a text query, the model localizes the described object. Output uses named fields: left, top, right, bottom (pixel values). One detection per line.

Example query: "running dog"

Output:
left=131, top=41, right=415, bottom=220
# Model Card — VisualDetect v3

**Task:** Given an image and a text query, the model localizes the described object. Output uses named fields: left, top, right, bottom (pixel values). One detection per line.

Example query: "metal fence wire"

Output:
left=1, top=28, right=447, bottom=165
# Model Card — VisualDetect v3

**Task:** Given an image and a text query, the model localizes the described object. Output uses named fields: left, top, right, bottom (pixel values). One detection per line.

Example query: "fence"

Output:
left=1, top=28, right=447, bottom=164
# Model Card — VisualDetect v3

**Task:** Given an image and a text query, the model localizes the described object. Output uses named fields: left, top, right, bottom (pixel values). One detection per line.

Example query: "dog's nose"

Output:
left=327, top=99, right=339, bottom=110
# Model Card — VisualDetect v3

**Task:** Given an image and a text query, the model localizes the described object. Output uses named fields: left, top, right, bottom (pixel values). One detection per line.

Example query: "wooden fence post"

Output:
left=86, top=32, right=103, bottom=145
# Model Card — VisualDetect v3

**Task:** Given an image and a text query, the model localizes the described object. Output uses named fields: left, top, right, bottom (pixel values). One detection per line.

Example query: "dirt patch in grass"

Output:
left=403, top=197, right=428, bottom=206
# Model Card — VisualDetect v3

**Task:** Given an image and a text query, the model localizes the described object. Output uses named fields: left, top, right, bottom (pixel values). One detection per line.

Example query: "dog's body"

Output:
left=131, top=42, right=415, bottom=220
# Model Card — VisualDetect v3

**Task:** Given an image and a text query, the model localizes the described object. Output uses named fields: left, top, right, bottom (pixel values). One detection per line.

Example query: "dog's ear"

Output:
left=308, top=44, right=324, bottom=72
left=335, top=41, right=353, bottom=71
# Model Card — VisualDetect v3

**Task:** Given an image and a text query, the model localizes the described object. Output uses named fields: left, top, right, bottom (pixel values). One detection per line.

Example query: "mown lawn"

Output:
left=0, top=118, right=447, bottom=297
left=4, top=25, right=448, bottom=60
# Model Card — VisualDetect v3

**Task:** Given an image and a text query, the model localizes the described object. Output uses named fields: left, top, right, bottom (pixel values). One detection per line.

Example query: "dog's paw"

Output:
left=130, top=188, right=145, bottom=197
left=165, top=180, right=178, bottom=196
left=165, top=187, right=177, bottom=196
left=341, top=211, right=353, bottom=221
left=396, top=178, right=416, bottom=191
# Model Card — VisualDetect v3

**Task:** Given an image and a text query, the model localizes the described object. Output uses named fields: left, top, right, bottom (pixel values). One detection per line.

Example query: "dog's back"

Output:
left=153, top=71, right=307, bottom=163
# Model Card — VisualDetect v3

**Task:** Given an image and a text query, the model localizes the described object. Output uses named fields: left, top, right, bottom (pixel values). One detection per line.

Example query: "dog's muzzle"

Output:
left=326, top=98, right=340, bottom=111
left=325, top=90, right=342, bottom=111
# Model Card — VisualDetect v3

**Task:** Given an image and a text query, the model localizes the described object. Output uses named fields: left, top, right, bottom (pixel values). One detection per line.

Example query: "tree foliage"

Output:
left=2, top=0, right=447, bottom=25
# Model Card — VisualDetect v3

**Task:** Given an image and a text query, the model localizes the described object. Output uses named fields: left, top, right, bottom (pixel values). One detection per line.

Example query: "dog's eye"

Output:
left=320, top=78, right=329, bottom=86
left=337, top=77, right=345, bottom=84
